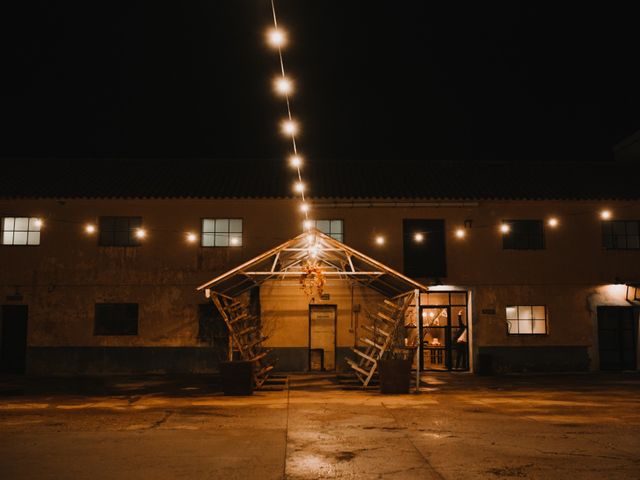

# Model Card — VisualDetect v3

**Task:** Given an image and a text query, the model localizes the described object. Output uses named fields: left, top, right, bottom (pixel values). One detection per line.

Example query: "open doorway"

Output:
left=309, top=305, right=336, bottom=371
left=1, top=305, right=28, bottom=374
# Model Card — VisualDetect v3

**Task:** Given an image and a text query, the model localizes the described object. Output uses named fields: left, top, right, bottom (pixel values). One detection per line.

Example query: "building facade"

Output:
left=0, top=159, right=638, bottom=375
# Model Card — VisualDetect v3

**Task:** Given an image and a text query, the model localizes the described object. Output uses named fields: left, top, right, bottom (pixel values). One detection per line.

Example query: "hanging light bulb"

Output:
left=289, top=155, right=302, bottom=168
left=375, top=235, right=385, bottom=245
left=281, top=119, right=298, bottom=136
left=85, top=224, right=96, bottom=234
left=300, top=203, right=310, bottom=213
left=294, top=181, right=305, bottom=193
left=303, top=219, right=313, bottom=230
left=186, top=232, right=197, bottom=243
left=135, top=228, right=146, bottom=239
left=274, top=76, right=293, bottom=95
left=600, top=210, right=612, bottom=220
left=266, top=28, right=286, bottom=48
left=547, top=217, right=559, bottom=228
left=500, top=223, right=510, bottom=234
left=414, top=232, right=424, bottom=243
left=455, top=228, right=466, bottom=238
left=33, top=218, right=43, bottom=228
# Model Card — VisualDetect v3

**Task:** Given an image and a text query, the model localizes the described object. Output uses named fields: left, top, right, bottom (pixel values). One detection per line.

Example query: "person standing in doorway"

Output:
left=454, top=312, right=468, bottom=370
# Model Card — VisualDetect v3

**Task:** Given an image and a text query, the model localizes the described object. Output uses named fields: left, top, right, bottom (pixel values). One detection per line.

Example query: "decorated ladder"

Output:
left=210, top=294, right=275, bottom=389
left=345, top=293, right=413, bottom=387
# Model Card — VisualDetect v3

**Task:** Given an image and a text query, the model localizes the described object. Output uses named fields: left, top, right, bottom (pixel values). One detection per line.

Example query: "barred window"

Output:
left=202, top=219, right=242, bottom=247
left=99, top=217, right=142, bottom=247
left=506, top=305, right=547, bottom=335
left=1, top=217, right=42, bottom=245
left=602, top=220, right=640, bottom=250
left=311, top=219, right=343, bottom=242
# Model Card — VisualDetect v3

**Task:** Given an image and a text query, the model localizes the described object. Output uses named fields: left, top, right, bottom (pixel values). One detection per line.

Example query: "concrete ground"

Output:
left=0, top=373, right=639, bottom=479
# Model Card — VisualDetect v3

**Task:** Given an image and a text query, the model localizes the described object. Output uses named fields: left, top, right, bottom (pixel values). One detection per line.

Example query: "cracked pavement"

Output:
left=0, top=373, right=639, bottom=479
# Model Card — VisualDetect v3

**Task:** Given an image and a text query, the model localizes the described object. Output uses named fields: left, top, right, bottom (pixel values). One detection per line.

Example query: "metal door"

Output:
left=309, top=305, right=336, bottom=371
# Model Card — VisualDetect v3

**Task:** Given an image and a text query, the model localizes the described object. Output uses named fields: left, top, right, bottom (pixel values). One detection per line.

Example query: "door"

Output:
left=598, top=306, right=637, bottom=370
left=0, top=305, right=28, bottom=374
left=420, top=305, right=469, bottom=371
left=309, top=305, right=336, bottom=371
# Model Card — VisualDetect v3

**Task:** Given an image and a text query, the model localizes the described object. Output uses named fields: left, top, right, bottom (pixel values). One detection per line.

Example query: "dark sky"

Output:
left=1, top=1, right=639, bottom=162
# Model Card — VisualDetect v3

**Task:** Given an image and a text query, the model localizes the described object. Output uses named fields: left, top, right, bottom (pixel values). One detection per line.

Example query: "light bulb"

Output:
left=300, top=203, right=310, bottom=213
left=455, top=228, right=466, bottom=238
left=267, top=28, right=286, bottom=48
left=85, top=224, right=96, bottom=234
left=414, top=232, right=424, bottom=243
left=600, top=210, right=612, bottom=220
left=135, top=228, right=146, bottom=239
left=34, top=218, right=43, bottom=228
left=289, top=155, right=302, bottom=168
left=500, top=224, right=510, bottom=234
left=274, top=76, right=293, bottom=95
left=186, top=232, right=197, bottom=243
left=230, top=236, right=240, bottom=246
left=303, top=219, right=313, bottom=230
left=294, top=181, right=305, bottom=193
left=375, top=235, right=385, bottom=245
left=547, top=217, right=559, bottom=228
left=281, top=119, right=298, bottom=136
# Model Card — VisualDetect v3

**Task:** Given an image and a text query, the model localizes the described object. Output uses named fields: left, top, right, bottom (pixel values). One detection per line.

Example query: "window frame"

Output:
left=502, top=219, right=545, bottom=250
left=98, top=216, right=143, bottom=247
left=311, top=219, right=344, bottom=242
left=505, top=305, right=548, bottom=335
left=200, top=218, right=243, bottom=248
left=94, top=303, right=139, bottom=336
left=1, top=216, right=42, bottom=246
left=602, top=220, right=640, bottom=250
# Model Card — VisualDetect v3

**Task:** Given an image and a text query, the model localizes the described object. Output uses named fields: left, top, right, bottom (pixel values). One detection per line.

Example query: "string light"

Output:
left=135, top=228, right=146, bottom=239
left=34, top=218, right=43, bottom=228
left=500, top=223, right=511, bottom=234
left=85, top=224, right=96, bottom=234
left=600, top=210, right=612, bottom=220
left=281, top=119, right=298, bottom=136
left=303, top=219, right=313, bottom=230
left=375, top=235, right=385, bottom=245
left=289, top=155, right=302, bottom=168
left=230, top=236, right=240, bottom=246
left=186, top=232, right=197, bottom=243
left=414, top=232, right=424, bottom=243
left=274, top=76, right=293, bottom=95
left=266, top=28, right=286, bottom=48
left=455, top=228, right=466, bottom=238
left=294, top=181, right=305, bottom=193
left=300, top=203, right=310, bottom=213
left=547, top=217, right=559, bottom=228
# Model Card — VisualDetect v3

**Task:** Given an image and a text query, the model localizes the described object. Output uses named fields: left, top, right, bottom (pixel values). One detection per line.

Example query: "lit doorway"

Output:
left=309, top=305, right=336, bottom=371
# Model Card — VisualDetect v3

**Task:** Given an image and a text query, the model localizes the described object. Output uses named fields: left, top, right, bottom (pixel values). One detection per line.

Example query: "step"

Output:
left=376, top=311, right=398, bottom=325
left=362, top=324, right=390, bottom=337
left=229, top=312, right=251, bottom=324
left=245, top=336, right=268, bottom=350
left=351, top=347, right=377, bottom=364
left=383, top=299, right=402, bottom=310
left=248, top=349, right=272, bottom=363
left=255, top=364, right=274, bottom=378
left=360, top=337, right=384, bottom=350
left=345, top=357, right=372, bottom=377
left=235, top=325, right=257, bottom=337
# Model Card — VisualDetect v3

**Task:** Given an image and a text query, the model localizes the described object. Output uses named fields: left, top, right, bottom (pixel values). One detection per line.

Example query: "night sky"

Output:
left=1, top=1, right=639, bottom=162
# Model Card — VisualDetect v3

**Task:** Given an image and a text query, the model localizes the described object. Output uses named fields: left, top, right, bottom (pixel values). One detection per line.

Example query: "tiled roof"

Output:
left=1, top=158, right=637, bottom=200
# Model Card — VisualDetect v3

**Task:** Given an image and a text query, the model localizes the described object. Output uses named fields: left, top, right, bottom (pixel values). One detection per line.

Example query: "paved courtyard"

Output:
left=0, top=372, right=639, bottom=479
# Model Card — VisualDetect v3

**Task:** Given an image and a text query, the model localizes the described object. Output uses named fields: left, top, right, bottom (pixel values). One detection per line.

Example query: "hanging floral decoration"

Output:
left=299, top=260, right=325, bottom=300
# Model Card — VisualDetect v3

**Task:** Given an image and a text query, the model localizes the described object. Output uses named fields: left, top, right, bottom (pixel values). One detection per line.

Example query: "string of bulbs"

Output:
left=267, top=0, right=312, bottom=233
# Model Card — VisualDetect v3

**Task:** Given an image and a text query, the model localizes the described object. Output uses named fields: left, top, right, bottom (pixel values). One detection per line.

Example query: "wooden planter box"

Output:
left=378, top=358, right=412, bottom=394
left=220, top=361, right=253, bottom=396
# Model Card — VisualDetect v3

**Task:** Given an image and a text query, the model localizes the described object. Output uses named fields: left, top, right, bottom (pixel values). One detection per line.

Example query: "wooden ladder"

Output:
left=345, top=295, right=413, bottom=387
left=211, top=294, right=275, bottom=389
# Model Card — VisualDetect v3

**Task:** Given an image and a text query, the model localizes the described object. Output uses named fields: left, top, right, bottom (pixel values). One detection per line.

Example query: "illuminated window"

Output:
left=502, top=220, right=545, bottom=250
left=506, top=305, right=547, bottom=335
left=99, top=217, right=143, bottom=247
left=1, top=217, right=41, bottom=245
left=202, top=219, right=242, bottom=247
left=94, top=303, right=138, bottom=335
left=602, top=220, right=640, bottom=250
left=311, top=219, right=343, bottom=242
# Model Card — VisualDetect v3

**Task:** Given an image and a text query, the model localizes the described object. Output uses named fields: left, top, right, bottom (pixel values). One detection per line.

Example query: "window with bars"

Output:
left=1, top=217, right=42, bottom=245
left=99, top=216, right=142, bottom=247
left=602, top=220, right=640, bottom=250
left=311, top=219, right=343, bottom=242
left=502, top=220, right=545, bottom=250
left=506, top=305, right=547, bottom=335
left=201, top=219, right=242, bottom=247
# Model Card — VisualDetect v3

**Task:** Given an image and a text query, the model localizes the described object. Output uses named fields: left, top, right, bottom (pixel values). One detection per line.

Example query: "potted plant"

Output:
left=378, top=325, right=415, bottom=394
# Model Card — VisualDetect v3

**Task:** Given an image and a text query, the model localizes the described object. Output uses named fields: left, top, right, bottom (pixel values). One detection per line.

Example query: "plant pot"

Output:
left=378, top=358, right=412, bottom=394
left=220, top=361, right=253, bottom=396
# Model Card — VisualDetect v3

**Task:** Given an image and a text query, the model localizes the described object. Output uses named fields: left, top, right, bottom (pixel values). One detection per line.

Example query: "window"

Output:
left=1, top=217, right=41, bottom=245
left=403, top=219, right=447, bottom=278
left=99, top=216, right=142, bottom=247
left=311, top=219, right=343, bottom=242
left=506, top=305, right=547, bottom=335
left=502, top=220, right=544, bottom=250
left=94, top=303, right=138, bottom=335
left=602, top=220, right=640, bottom=250
left=201, top=219, right=242, bottom=247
